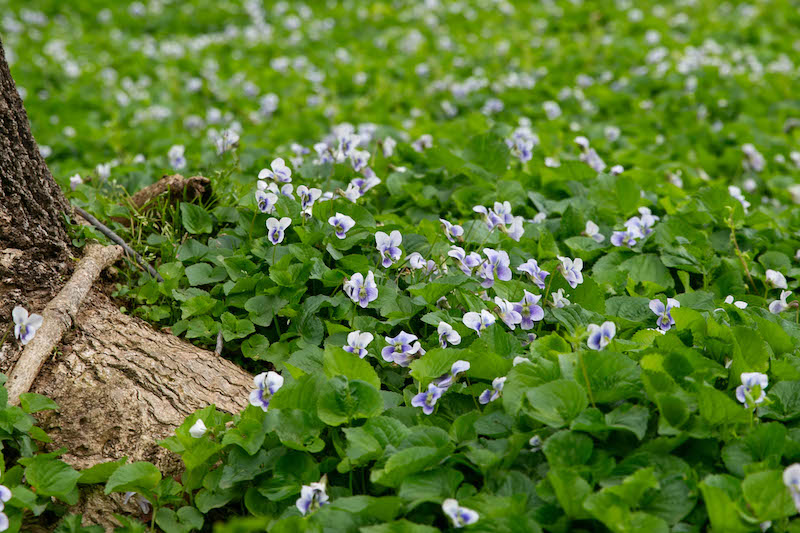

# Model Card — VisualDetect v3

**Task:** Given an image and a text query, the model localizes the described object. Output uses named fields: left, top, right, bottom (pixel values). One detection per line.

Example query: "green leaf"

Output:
left=180, top=202, right=214, bottom=234
left=397, top=468, right=464, bottom=504
left=244, top=295, right=287, bottom=327
left=699, top=475, right=757, bottom=533
left=185, top=263, right=227, bottom=286
left=547, top=467, right=592, bottom=519
left=760, top=380, right=800, bottom=421
left=105, top=462, right=162, bottom=495
left=576, top=350, right=641, bottom=403
left=19, top=392, right=59, bottom=413
left=25, top=456, right=82, bottom=503
left=463, top=133, right=510, bottom=176
left=317, top=376, right=384, bottom=426
left=220, top=312, right=255, bottom=342
left=742, top=470, right=796, bottom=521
left=524, top=380, right=588, bottom=428
left=697, top=384, right=751, bottom=428
left=360, top=520, right=439, bottom=533
left=323, top=345, right=381, bottom=390
left=78, top=457, right=127, bottom=484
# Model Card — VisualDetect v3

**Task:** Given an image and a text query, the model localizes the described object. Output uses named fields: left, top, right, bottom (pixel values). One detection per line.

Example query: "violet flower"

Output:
left=13, top=306, right=43, bottom=345
left=381, top=331, right=422, bottom=367
left=249, top=371, right=284, bottom=411
left=517, top=291, right=544, bottom=330
left=479, top=376, right=507, bottom=404
left=344, top=330, right=374, bottom=358
left=328, top=212, right=355, bottom=239
left=344, top=271, right=379, bottom=308
left=266, top=217, right=291, bottom=244
left=518, top=259, right=549, bottom=290
left=649, top=298, right=680, bottom=331
left=434, top=360, right=470, bottom=389
left=411, top=383, right=445, bottom=415
left=258, top=157, right=292, bottom=183
left=735, top=372, right=768, bottom=409
left=437, top=322, right=461, bottom=348
left=296, top=481, right=329, bottom=516
left=587, top=321, right=616, bottom=350
left=463, top=310, right=495, bottom=336
left=376, top=230, right=403, bottom=268
left=442, top=498, right=479, bottom=528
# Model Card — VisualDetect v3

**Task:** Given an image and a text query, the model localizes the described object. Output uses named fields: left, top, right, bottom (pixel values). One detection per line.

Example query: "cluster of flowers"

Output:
left=610, top=207, right=659, bottom=248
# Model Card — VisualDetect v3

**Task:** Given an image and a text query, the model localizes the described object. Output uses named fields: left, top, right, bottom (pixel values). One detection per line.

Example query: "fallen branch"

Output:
left=74, top=206, right=163, bottom=282
left=128, top=174, right=210, bottom=212
left=6, top=243, right=123, bottom=403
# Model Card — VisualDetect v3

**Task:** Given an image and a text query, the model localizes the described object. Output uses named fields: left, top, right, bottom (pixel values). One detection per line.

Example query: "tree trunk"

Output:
left=0, top=36, right=255, bottom=530
left=0, top=38, right=71, bottom=258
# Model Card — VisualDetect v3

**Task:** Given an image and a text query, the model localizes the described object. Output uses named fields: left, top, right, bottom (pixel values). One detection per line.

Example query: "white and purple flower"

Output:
left=0, top=485, right=11, bottom=531
left=266, top=217, right=291, bottom=245
left=610, top=228, right=640, bottom=248
left=344, top=330, right=374, bottom=358
left=449, top=246, right=482, bottom=276
left=328, top=213, right=355, bottom=239
left=495, top=297, right=522, bottom=330
left=168, top=144, right=186, bottom=170
left=517, top=291, right=544, bottom=330
left=381, top=331, right=422, bottom=367
left=649, top=298, right=680, bottom=331
left=296, top=480, right=329, bottom=516
left=297, top=185, right=322, bottom=211
left=13, top=306, right=43, bottom=345
left=583, top=221, right=604, bottom=243
left=769, top=290, right=793, bottom=314
left=411, top=383, right=445, bottom=415
left=479, top=376, right=507, bottom=404
left=442, top=498, right=479, bottom=528
left=437, top=322, right=462, bottom=348
left=558, top=256, right=584, bottom=289
left=766, top=269, right=788, bottom=290
left=434, top=360, right=470, bottom=389
left=376, top=230, right=403, bottom=268
left=735, top=372, right=768, bottom=409
left=478, top=248, right=512, bottom=288
left=255, top=190, right=278, bottom=214
left=463, top=310, right=496, bottom=336
left=551, top=288, right=570, bottom=308
left=258, top=157, right=292, bottom=183
left=249, top=371, right=284, bottom=411
left=518, top=258, right=549, bottom=290
left=587, top=321, right=616, bottom=350
left=440, top=218, right=464, bottom=242
left=344, top=271, right=379, bottom=308
left=783, top=464, right=800, bottom=514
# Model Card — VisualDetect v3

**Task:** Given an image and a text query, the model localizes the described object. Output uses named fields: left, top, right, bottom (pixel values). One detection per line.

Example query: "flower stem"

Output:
left=578, top=351, right=596, bottom=408
left=728, top=214, right=757, bottom=293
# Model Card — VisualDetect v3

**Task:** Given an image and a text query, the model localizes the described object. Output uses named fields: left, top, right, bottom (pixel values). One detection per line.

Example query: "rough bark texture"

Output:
left=32, top=290, right=253, bottom=528
left=0, top=36, right=73, bottom=349
left=0, top=36, right=71, bottom=257
left=7, top=244, right=123, bottom=403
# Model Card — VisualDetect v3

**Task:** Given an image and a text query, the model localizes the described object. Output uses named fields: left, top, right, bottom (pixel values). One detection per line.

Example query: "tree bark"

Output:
left=0, top=37, right=71, bottom=257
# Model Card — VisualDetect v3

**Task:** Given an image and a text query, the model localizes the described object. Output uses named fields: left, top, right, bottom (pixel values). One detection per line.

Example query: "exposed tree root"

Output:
left=32, top=290, right=253, bottom=528
left=6, top=243, right=123, bottom=403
